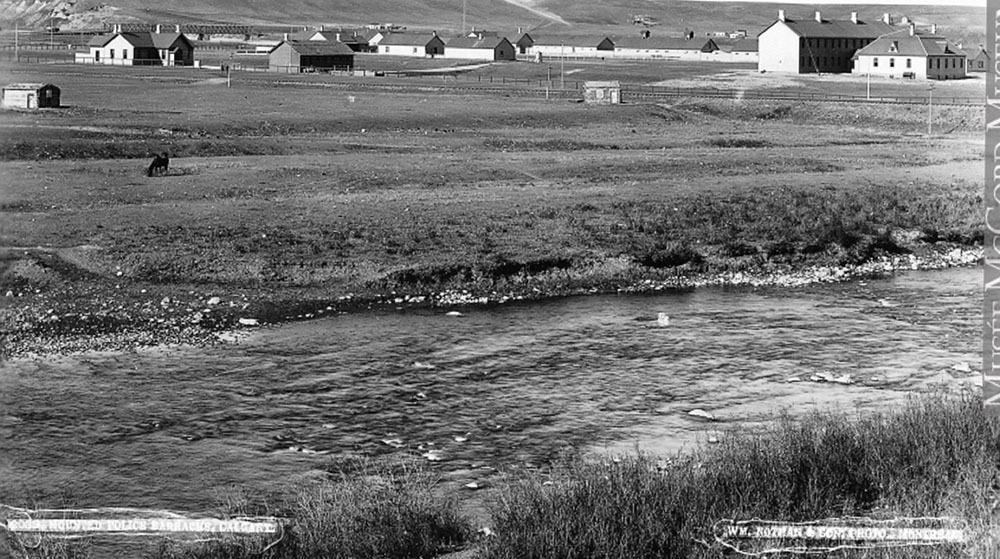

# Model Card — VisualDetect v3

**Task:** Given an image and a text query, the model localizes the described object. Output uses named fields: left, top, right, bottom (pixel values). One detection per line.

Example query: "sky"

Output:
left=694, top=0, right=983, bottom=5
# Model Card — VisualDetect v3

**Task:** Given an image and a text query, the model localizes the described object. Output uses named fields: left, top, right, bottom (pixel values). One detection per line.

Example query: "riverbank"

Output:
left=10, top=393, right=993, bottom=559
left=0, top=71, right=984, bottom=360
left=0, top=241, right=982, bottom=361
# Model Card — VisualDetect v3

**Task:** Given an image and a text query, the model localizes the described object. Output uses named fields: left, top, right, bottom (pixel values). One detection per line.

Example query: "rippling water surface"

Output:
left=0, top=267, right=982, bottom=513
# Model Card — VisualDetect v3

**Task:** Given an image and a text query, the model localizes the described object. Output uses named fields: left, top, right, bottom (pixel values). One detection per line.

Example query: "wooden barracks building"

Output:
left=758, top=10, right=895, bottom=73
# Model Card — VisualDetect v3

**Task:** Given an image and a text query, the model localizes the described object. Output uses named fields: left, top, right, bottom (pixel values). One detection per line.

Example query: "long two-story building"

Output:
left=758, top=10, right=895, bottom=73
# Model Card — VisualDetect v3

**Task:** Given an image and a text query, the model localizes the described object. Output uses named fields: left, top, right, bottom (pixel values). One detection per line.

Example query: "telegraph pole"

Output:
left=560, top=42, right=565, bottom=89
left=927, top=82, right=934, bottom=135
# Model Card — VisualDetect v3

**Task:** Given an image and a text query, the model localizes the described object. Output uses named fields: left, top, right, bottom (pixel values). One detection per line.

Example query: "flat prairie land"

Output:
left=0, top=62, right=984, bottom=357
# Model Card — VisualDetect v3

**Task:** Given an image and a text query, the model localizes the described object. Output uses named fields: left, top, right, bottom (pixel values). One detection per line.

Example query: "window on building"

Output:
left=936, top=58, right=940, bottom=69
left=906, top=58, right=911, bottom=68
left=873, top=57, right=878, bottom=67
left=123, top=49, right=128, bottom=59
left=890, top=41, right=898, bottom=53
left=889, top=58, right=895, bottom=67
left=110, top=48, right=115, bottom=58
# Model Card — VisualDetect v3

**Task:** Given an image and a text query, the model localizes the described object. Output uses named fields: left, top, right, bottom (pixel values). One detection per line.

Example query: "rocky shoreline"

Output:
left=0, top=243, right=982, bottom=361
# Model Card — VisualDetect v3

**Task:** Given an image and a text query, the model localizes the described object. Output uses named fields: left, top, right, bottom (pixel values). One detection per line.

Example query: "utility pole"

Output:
left=560, top=42, right=565, bottom=89
left=927, top=82, right=934, bottom=135
left=462, top=0, right=466, bottom=33
left=14, top=21, right=18, bottom=62
left=866, top=72, right=870, bottom=100
left=546, top=66, right=550, bottom=99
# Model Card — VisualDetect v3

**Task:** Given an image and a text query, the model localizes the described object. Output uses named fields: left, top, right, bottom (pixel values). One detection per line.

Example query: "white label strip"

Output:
left=724, top=524, right=966, bottom=543
left=7, top=518, right=279, bottom=534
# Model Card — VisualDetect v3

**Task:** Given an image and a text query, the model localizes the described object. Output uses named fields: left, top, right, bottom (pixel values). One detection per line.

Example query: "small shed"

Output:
left=583, top=81, right=621, bottom=104
left=2, top=83, right=60, bottom=109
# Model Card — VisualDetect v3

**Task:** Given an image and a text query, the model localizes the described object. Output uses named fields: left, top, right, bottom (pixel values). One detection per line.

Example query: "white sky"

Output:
left=693, top=0, right=983, bottom=5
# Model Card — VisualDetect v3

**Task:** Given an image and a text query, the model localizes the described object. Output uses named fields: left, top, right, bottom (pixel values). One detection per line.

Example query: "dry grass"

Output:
left=484, top=393, right=999, bottom=559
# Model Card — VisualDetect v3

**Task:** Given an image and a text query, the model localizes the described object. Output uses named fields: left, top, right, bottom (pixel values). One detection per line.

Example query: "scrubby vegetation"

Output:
left=484, top=393, right=999, bottom=559
left=10, top=394, right=996, bottom=559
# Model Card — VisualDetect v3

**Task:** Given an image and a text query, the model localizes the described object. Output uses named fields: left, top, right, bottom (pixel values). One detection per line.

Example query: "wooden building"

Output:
left=516, top=34, right=615, bottom=58
left=964, top=45, right=989, bottom=72
left=583, top=81, right=621, bottom=104
left=268, top=40, right=355, bottom=72
left=2, top=83, right=60, bottom=109
left=378, top=33, right=445, bottom=57
left=444, top=34, right=515, bottom=61
left=853, top=26, right=966, bottom=79
left=611, top=33, right=719, bottom=60
left=757, top=10, right=895, bottom=73
left=83, top=24, right=194, bottom=66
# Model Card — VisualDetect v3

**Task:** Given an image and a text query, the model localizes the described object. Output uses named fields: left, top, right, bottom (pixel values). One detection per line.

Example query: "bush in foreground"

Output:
left=484, top=392, right=999, bottom=559
left=150, top=463, right=472, bottom=559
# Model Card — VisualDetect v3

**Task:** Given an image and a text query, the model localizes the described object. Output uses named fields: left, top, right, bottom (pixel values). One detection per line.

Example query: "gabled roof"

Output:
left=731, top=38, right=758, bottom=52
left=612, top=36, right=718, bottom=51
left=86, top=32, right=191, bottom=49
left=445, top=35, right=510, bottom=49
left=963, top=45, right=989, bottom=60
left=379, top=33, right=441, bottom=46
left=3, top=83, right=57, bottom=90
left=277, top=40, right=354, bottom=56
left=763, top=17, right=895, bottom=39
left=519, top=33, right=612, bottom=48
left=855, top=29, right=965, bottom=58
left=288, top=30, right=329, bottom=41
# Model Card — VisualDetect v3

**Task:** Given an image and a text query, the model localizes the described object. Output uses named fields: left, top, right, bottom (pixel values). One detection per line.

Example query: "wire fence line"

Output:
left=0, top=56, right=981, bottom=106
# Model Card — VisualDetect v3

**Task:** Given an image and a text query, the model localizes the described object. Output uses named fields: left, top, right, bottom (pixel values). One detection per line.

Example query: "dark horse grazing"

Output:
left=147, top=153, right=169, bottom=177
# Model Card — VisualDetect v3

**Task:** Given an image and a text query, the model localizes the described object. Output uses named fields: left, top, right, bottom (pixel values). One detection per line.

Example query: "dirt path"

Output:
left=497, top=0, right=571, bottom=27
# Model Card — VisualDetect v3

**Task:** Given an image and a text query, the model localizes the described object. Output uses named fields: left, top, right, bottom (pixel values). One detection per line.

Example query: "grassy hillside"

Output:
left=0, top=0, right=982, bottom=43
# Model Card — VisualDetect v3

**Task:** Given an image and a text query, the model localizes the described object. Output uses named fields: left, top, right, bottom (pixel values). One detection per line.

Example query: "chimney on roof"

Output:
left=850, top=12, right=858, bottom=24
left=908, top=23, right=915, bottom=36
left=283, top=33, right=288, bottom=41
left=930, top=23, right=937, bottom=34
left=518, top=26, right=522, bottom=34
left=882, top=13, right=892, bottom=26
left=113, top=23, right=121, bottom=33
left=175, top=24, right=180, bottom=33
left=778, top=9, right=786, bottom=22
left=155, top=24, right=161, bottom=33
left=814, top=11, right=822, bottom=23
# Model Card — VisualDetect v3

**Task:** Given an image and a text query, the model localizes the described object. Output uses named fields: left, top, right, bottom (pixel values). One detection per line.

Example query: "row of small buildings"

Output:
left=73, top=25, right=758, bottom=72
left=71, top=11, right=987, bottom=80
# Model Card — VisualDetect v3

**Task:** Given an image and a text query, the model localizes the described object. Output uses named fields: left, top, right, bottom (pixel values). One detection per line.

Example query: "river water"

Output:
left=0, top=267, right=982, bottom=515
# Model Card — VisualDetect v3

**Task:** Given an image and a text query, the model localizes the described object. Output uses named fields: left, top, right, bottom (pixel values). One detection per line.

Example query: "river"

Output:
left=0, top=266, right=982, bottom=516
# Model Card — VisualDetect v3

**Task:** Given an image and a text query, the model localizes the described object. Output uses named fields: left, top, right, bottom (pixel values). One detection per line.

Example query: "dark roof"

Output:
left=763, top=17, right=895, bottom=39
left=378, top=33, right=441, bottom=46
left=87, top=32, right=190, bottom=49
left=3, top=83, right=57, bottom=90
left=278, top=40, right=354, bottom=56
left=855, top=29, right=965, bottom=58
left=731, top=38, right=758, bottom=52
left=288, top=30, right=328, bottom=41
left=612, top=36, right=718, bottom=51
left=445, top=35, right=509, bottom=49
left=520, top=33, right=612, bottom=48
left=958, top=45, right=988, bottom=60
left=88, top=33, right=113, bottom=47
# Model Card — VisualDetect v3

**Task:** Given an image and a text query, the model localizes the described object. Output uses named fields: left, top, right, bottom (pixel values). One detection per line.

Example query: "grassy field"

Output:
left=0, top=61, right=983, bottom=357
